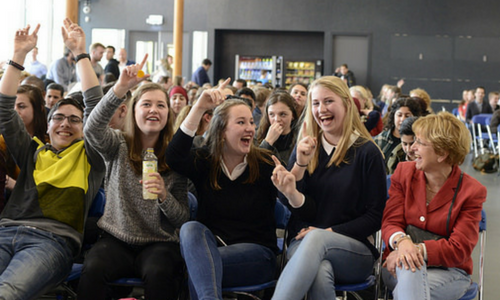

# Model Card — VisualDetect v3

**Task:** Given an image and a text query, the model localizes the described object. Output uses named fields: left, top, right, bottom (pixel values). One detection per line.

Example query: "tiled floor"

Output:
left=462, top=153, right=499, bottom=300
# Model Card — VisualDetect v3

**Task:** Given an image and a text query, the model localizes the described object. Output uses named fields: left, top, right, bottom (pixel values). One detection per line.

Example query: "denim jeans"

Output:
left=272, top=229, right=375, bottom=300
left=382, top=262, right=471, bottom=300
left=0, top=225, right=73, bottom=300
left=180, top=221, right=276, bottom=300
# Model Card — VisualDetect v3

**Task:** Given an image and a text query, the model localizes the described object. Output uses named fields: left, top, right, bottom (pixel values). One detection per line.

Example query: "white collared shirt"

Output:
left=220, top=156, right=248, bottom=181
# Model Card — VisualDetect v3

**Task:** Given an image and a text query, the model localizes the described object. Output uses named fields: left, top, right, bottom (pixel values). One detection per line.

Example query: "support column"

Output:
left=66, top=0, right=79, bottom=23
left=173, top=0, right=184, bottom=77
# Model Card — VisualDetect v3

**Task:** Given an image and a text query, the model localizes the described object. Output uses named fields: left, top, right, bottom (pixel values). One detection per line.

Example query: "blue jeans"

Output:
left=272, top=229, right=375, bottom=300
left=179, top=221, right=276, bottom=300
left=383, top=263, right=471, bottom=300
left=0, top=226, right=73, bottom=300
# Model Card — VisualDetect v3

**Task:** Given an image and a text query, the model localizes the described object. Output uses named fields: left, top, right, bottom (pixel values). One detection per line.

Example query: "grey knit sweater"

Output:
left=84, top=88, right=189, bottom=245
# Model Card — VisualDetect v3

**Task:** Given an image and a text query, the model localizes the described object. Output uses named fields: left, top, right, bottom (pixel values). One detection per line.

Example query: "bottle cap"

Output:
left=137, top=70, right=145, bottom=78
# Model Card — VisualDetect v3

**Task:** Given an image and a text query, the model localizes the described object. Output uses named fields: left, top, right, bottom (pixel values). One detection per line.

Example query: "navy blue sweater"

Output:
left=283, top=137, right=387, bottom=258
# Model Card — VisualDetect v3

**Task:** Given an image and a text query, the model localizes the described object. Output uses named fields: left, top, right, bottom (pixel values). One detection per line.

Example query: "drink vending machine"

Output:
left=234, top=55, right=284, bottom=87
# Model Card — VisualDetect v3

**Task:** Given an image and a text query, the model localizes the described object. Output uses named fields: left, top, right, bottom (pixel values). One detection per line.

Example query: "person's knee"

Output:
left=180, top=221, right=205, bottom=241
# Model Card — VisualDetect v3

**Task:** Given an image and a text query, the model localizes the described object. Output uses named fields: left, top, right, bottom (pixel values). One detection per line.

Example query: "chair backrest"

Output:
left=472, top=114, right=493, bottom=126
left=452, top=108, right=459, bottom=117
left=88, top=188, right=106, bottom=218
left=187, top=192, right=198, bottom=220
left=275, top=200, right=291, bottom=230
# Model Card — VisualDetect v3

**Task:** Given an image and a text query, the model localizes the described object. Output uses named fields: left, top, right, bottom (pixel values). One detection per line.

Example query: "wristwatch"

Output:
left=75, top=53, right=91, bottom=63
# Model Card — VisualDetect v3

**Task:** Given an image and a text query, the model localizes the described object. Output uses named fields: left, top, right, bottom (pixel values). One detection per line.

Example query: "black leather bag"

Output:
left=406, top=224, right=446, bottom=243
left=405, top=172, right=463, bottom=244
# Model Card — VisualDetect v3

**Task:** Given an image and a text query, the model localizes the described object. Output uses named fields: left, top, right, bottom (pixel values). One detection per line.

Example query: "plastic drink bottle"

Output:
left=143, top=148, right=157, bottom=200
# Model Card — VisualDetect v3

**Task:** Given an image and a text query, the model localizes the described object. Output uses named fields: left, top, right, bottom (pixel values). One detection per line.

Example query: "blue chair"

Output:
left=59, top=188, right=107, bottom=299
left=110, top=192, right=200, bottom=292
left=221, top=200, right=291, bottom=299
left=111, top=197, right=292, bottom=300
left=452, top=108, right=460, bottom=118
left=471, top=114, right=494, bottom=156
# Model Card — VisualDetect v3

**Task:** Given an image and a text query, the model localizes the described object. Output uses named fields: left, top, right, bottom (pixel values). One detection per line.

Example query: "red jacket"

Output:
left=382, top=162, right=486, bottom=274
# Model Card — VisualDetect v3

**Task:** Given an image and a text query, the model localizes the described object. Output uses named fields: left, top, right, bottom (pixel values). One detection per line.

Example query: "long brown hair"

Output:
left=300, top=76, right=376, bottom=173
left=204, top=99, right=272, bottom=190
left=123, top=83, right=174, bottom=174
left=256, top=91, right=298, bottom=143
left=17, top=85, right=47, bottom=141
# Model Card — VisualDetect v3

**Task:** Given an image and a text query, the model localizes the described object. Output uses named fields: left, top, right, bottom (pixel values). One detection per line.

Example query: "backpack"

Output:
left=472, top=153, right=499, bottom=173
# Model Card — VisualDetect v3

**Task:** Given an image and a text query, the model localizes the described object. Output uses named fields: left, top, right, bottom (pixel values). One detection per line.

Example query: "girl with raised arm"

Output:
left=165, top=79, right=278, bottom=299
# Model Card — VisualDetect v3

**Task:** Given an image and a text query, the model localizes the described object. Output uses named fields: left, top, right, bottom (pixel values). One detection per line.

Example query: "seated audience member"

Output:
left=233, top=78, right=247, bottom=90
left=256, top=91, right=298, bottom=166
left=288, top=82, right=308, bottom=123
left=21, top=75, right=46, bottom=97
left=165, top=79, right=279, bottom=299
left=45, top=82, right=64, bottom=109
left=0, top=21, right=104, bottom=299
left=117, top=48, right=135, bottom=72
left=376, top=84, right=390, bottom=113
left=187, top=86, right=199, bottom=105
left=375, top=97, right=423, bottom=173
left=253, top=86, right=271, bottom=129
left=27, top=46, right=47, bottom=79
left=74, top=23, right=188, bottom=300
left=382, top=85, right=401, bottom=117
left=89, top=42, right=105, bottom=83
left=104, top=45, right=120, bottom=79
left=159, top=75, right=173, bottom=93
left=466, top=86, right=492, bottom=123
left=46, top=47, right=76, bottom=91
left=350, top=85, right=383, bottom=136
left=236, top=87, right=256, bottom=110
left=490, top=108, right=500, bottom=133
left=410, top=88, right=433, bottom=114
left=169, top=85, right=188, bottom=121
left=333, top=63, right=356, bottom=87
left=457, top=89, right=472, bottom=122
left=271, top=76, right=386, bottom=300
left=103, top=72, right=117, bottom=85
left=488, top=91, right=499, bottom=111
left=382, top=112, right=486, bottom=300
left=386, top=116, right=418, bottom=174
left=102, top=81, right=131, bottom=131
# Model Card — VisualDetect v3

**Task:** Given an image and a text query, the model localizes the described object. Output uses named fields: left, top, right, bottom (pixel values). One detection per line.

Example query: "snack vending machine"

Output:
left=234, top=55, right=284, bottom=87
left=284, top=59, right=323, bottom=88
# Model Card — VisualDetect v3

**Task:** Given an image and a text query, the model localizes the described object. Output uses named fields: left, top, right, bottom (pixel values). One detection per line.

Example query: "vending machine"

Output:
left=234, top=55, right=284, bottom=87
left=284, top=59, right=323, bottom=89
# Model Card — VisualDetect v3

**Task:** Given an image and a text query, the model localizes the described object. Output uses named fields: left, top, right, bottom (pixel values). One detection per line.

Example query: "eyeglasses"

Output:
left=51, top=114, right=83, bottom=125
left=413, top=137, right=430, bottom=147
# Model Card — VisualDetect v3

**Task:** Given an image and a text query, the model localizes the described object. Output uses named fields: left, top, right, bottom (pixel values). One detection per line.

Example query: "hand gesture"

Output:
left=265, top=122, right=284, bottom=146
left=115, top=54, right=150, bottom=93
left=296, top=121, right=317, bottom=167
left=271, top=156, right=297, bottom=199
left=14, top=24, right=40, bottom=55
left=141, top=172, right=168, bottom=201
left=61, top=18, right=86, bottom=55
left=195, top=78, right=231, bottom=111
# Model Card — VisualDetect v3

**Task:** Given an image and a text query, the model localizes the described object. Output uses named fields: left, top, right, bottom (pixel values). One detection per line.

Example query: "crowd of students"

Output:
left=0, top=20, right=488, bottom=300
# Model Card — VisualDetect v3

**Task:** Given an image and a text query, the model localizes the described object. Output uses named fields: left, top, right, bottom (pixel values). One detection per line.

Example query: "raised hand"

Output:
left=61, top=18, right=86, bottom=55
left=113, top=54, right=150, bottom=97
left=195, top=78, right=231, bottom=111
left=296, top=121, right=317, bottom=166
left=265, top=122, right=284, bottom=146
left=14, top=24, right=40, bottom=55
left=271, top=156, right=297, bottom=199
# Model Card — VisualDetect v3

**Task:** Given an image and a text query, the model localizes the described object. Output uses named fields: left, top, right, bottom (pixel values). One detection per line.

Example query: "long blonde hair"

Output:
left=299, top=76, right=376, bottom=173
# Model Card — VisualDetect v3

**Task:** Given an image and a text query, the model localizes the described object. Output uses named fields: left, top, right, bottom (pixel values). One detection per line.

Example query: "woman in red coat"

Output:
left=382, top=112, right=487, bottom=300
